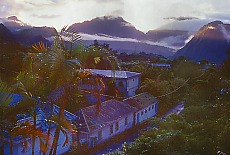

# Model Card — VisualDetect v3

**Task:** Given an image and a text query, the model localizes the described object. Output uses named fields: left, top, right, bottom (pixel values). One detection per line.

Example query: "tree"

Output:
left=222, top=49, right=230, bottom=79
left=22, top=27, right=119, bottom=154
left=0, top=78, right=47, bottom=155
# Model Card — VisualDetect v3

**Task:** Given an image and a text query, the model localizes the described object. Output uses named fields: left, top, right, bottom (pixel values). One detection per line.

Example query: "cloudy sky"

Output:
left=1, top=0, right=230, bottom=32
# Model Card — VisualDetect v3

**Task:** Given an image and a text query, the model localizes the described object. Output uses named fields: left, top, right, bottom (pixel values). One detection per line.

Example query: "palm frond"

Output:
left=16, top=72, right=38, bottom=97
left=0, top=79, right=14, bottom=107
left=32, top=42, right=48, bottom=54
left=48, top=48, right=72, bottom=85
left=39, top=138, right=49, bottom=153
left=94, top=56, right=101, bottom=64
left=60, top=126, right=69, bottom=147
left=61, top=26, right=82, bottom=45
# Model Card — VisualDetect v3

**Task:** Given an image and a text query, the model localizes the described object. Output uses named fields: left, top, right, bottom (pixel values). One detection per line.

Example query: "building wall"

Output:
left=87, top=113, right=134, bottom=147
left=126, top=76, right=140, bottom=97
left=135, top=102, right=158, bottom=124
left=116, top=79, right=128, bottom=97
left=81, top=75, right=140, bottom=98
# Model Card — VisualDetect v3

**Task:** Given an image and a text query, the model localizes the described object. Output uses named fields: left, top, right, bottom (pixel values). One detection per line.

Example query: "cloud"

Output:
left=24, top=0, right=55, bottom=7
left=164, top=16, right=199, bottom=21
left=1, top=0, right=230, bottom=32
left=32, top=14, right=61, bottom=19
left=206, top=12, right=230, bottom=21
left=77, top=0, right=123, bottom=3
left=109, top=9, right=124, bottom=16
left=0, top=0, right=24, bottom=17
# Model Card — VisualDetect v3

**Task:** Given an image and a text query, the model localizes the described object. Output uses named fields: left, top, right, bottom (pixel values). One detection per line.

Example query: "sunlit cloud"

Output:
left=32, top=14, right=61, bottom=19
left=0, top=0, right=230, bottom=32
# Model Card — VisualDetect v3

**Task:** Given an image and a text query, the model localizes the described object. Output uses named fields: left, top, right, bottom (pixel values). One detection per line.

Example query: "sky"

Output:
left=1, top=0, right=230, bottom=32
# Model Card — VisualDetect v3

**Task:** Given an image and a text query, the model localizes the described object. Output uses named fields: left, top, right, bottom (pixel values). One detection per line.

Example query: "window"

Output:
left=98, top=130, right=102, bottom=141
left=125, top=117, right=128, bottom=126
left=110, top=125, right=113, bottom=135
left=115, top=122, right=119, bottom=131
left=145, top=109, right=147, bottom=113
left=152, top=105, right=154, bottom=109
left=149, top=107, right=151, bottom=111
left=141, top=111, right=144, bottom=115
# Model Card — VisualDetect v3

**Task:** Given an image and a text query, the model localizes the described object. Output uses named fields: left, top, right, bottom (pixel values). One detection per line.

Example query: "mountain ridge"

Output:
left=173, top=20, right=230, bottom=63
left=0, top=23, right=50, bottom=46
left=68, top=16, right=146, bottom=40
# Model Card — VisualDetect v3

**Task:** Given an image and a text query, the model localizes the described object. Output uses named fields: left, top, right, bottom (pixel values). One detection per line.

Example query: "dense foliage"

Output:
left=108, top=56, right=230, bottom=155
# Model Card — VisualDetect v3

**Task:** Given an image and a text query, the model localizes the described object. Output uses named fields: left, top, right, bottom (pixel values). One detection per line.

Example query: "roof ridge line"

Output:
left=122, top=92, right=146, bottom=101
left=81, top=109, right=90, bottom=133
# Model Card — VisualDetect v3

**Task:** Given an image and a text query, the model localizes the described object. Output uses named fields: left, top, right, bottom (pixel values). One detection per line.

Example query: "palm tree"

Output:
left=0, top=78, right=48, bottom=155
left=22, top=26, right=119, bottom=154
left=0, top=78, right=14, bottom=154
left=15, top=71, right=47, bottom=155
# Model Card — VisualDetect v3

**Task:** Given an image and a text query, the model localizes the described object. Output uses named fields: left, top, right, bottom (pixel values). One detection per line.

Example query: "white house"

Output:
left=82, top=69, right=141, bottom=98
left=123, top=92, right=158, bottom=125
left=72, top=93, right=159, bottom=149
left=73, top=99, right=137, bottom=148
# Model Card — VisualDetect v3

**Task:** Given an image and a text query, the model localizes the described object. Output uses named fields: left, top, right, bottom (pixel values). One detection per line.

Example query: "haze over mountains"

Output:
left=1, top=15, right=230, bottom=63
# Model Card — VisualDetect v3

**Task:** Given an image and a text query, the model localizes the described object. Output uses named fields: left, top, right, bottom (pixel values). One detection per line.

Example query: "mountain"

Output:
left=68, top=16, right=146, bottom=40
left=173, top=21, right=230, bottom=63
left=67, top=16, right=176, bottom=57
left=0, top=16, right=31, bottom=32
left=18, top=26, right=56, bottom=38
left=15, top=32, right=51, bottom=46
left=0, top=23, right=50, bottom=46
left=0, top=23, right=14, bottom=42
left=146, top=29, right=190, bottom=48
left=0, top=15, right=181, bottom=57
left=82, top=39, right=174, bottom=57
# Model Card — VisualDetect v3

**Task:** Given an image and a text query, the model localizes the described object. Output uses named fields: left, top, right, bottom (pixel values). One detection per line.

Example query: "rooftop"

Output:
left=77, top=99, right=137, bottom=132
left=88, top=69, right=141, bottom=79
left=123, top=92, right=158, bottom=110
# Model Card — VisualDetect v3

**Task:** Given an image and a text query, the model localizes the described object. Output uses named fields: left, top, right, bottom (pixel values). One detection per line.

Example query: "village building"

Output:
left=1, top=71, right=160, bottom=154
left=151, top=63, right=171, bottom=69
left=123, top=92, right=158, bottom=125
left=73, top=99, right=137, bottom=148
left=81, top=69, right=141, bottom=99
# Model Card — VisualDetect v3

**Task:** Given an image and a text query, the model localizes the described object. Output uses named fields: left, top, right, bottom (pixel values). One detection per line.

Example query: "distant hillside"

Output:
left=146, top=29, right=190, bottom=47
left=18, top=26, right=56, bottom=38
left=83, top=39, right=174, bottom=57
left=0, top=23, right=50, bottom=46
left=68, top=16, right=146, bottom=40
left=0, top=23, right=14, bottom=42
left=173, top=21, right=230, bottom=63
left=0, top=16, right=31, bottom=32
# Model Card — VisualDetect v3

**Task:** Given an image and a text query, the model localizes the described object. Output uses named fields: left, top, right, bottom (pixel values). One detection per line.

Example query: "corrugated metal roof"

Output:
left=151, top=64, right=171, bottom=67
left=88, top=69, right=141, bottom=79
left=123, top=92, right=158, bottom=110
left=78, top=99, right=137, bottom=132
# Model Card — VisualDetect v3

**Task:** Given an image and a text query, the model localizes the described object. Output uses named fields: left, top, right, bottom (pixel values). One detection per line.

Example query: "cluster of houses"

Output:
left=1, top=69, right=158, bottom=155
